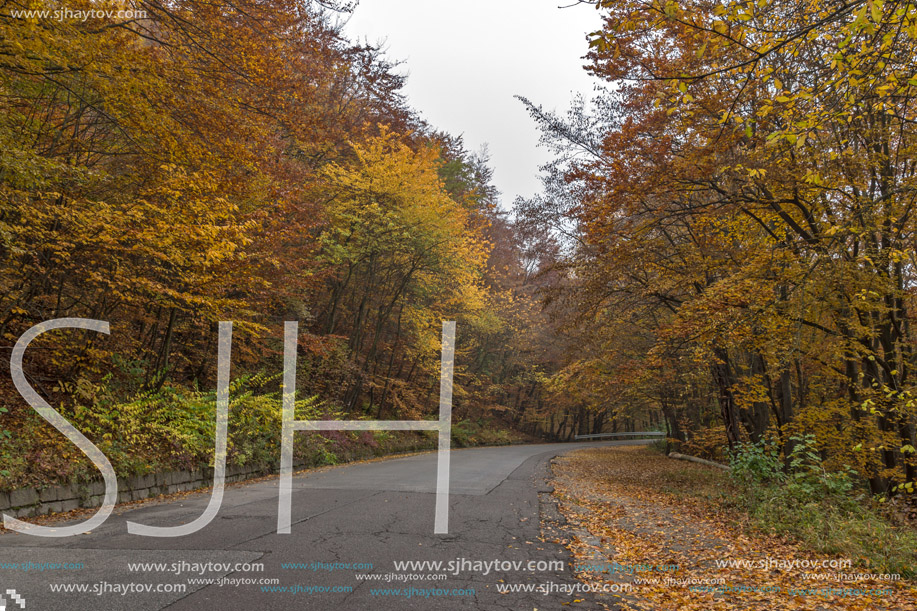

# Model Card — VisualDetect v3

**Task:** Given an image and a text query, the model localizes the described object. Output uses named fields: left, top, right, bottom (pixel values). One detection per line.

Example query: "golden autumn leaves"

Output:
left=518, top=0, right=917, bottom=491
left=0, top=1, right=527, bottom=487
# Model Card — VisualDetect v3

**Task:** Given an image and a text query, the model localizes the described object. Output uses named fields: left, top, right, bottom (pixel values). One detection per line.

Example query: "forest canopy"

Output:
left=516, top=0, right=917, bottom=496
left=0, top=0, right=557, bottom=486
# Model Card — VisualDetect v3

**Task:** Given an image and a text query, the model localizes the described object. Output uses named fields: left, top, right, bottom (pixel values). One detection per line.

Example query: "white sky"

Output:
left=343, top=0, right=602, bottom=207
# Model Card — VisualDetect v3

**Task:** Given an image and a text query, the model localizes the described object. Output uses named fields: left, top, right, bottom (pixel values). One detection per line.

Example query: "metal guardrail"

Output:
left=574, top=432, right=665, bottom=440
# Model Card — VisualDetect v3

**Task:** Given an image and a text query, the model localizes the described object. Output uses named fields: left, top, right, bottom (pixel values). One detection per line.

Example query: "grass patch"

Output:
left=649, top=439, right=917, bottom=577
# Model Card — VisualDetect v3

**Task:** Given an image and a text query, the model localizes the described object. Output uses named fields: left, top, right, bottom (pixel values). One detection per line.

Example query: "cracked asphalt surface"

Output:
left=0, top=441, right=645, bottom=610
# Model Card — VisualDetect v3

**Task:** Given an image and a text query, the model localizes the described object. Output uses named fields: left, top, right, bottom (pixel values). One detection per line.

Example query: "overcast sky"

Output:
left=343, top=0, right=602, bottom=208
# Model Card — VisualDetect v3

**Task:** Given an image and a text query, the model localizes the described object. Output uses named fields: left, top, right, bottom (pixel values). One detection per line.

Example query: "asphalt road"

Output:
left=0, top=441, right=646, bottom=610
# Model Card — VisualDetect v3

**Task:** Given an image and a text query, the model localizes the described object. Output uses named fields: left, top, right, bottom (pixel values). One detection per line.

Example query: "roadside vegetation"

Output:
left=661, top=439, right=917, bottom=577
left=0, top=370, right=524, bottom=489
left=550, top=446, right=916, bottom=611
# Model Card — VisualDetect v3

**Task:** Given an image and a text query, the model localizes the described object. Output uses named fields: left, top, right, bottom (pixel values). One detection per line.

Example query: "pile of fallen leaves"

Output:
left=548, top=446, right=917, bottom=611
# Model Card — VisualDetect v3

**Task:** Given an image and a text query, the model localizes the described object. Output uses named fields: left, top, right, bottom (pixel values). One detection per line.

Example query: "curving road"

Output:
left=0, top=441, right=647, bottom=610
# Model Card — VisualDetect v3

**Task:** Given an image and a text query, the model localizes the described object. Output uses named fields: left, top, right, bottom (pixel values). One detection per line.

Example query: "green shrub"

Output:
left=729, top=438, right=785, bottom=488
left=727, top=435, right=915, bottom=576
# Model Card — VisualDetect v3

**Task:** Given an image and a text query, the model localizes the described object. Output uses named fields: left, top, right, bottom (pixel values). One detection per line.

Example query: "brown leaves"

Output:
left=549, top=446, right=917, bottom=611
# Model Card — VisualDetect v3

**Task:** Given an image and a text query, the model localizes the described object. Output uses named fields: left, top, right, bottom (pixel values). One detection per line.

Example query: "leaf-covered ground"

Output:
left=547, top=446, right=917, bottom=611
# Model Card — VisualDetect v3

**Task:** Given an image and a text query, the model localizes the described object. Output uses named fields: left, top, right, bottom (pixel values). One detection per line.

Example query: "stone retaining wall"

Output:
left=0, top=462, right=289, bottom=519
